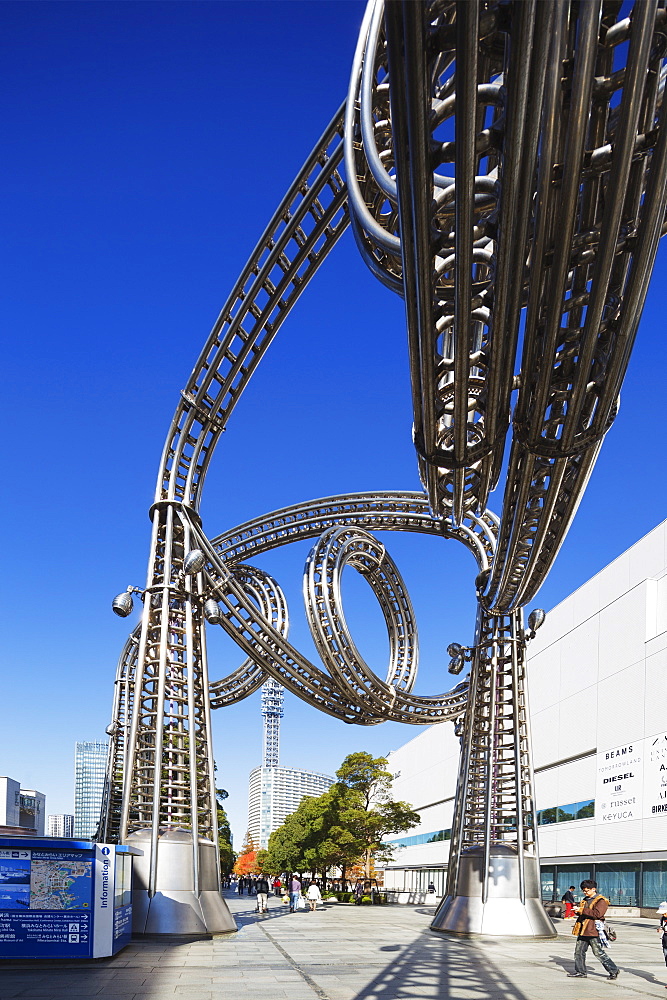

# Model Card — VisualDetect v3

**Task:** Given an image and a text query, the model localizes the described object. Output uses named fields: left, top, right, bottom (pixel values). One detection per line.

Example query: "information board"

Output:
left=0, top=839, right=136, bottom=959
left=0, top=847, right=94, bottom=958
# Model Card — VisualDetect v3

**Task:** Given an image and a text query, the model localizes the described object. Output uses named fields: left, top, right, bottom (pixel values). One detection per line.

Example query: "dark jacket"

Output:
left=572, top=894, right=609, bottom=937
left=256, top=878, right=269, bottom=894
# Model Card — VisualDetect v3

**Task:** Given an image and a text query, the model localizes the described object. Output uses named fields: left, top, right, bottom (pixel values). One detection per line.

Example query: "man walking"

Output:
left=568, top=880, right=620, bottom=980
left=255, top=874, right=270, bottom=913
left=290, top=875, right=302, bottom=912
left=562, top=885, right=576, bottom=918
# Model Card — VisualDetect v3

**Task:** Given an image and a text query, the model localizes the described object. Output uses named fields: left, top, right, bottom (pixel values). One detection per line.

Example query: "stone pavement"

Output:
left=2, top=891, right=667, bottom=1000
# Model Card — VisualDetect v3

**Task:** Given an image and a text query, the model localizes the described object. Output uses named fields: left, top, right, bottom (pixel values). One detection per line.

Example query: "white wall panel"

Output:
left=629, top=524, right=666, bottom=590
left=534, top=768, right=559, bottom=810
left=559, top=617, right=599, bottom=702
left=537, top=826, right=558, bottom=857
left=530, top=597, right=574, bottom=654
left=531, top=705, right=560, bottom=768
left=598, top=585, right=646, bottom=681
left=596, top=659, right=645, bottom=750
left=656, top=576, right=667, bottom=638
left=594, top=818, right=642, bottom=853
left=571, top=577, right=601, bottom=629
left=527, top=643, right=561, bottom=713
left=556, top=821, right=595, bottom=857
left=642, top=816, right=667, bottom=852
left=558, top=687, right=597, bottom=759
left=598, top=552, right=631, bottom=611
left=555, top=756, right=596, bottom=805
left=645, top=647, right=667, bottom=739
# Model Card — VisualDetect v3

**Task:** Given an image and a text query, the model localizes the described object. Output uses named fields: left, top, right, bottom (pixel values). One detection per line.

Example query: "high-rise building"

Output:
left=74, top=741, right=108, bottom=839
left=0, top=777, right=46, bottom=836
left=247, top=765, right=335, bottom=851
left=261, top=678, right=284, bottom=767
left=47, top=814, right=74, bottom=838
left=246, top=681, right=335, bottom=850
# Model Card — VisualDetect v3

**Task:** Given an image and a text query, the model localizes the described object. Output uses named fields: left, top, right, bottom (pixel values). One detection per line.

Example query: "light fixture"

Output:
left=448, top=654, right=465, bottom=675
left=527, top=608, right=546, bottom=633
left=112, top=591, right=134, bottom=617
left=183, top=549, right=206, bottom=575
left=204, top=598, right=222, bottom=624
left=447, top=642, right=464, bottom=658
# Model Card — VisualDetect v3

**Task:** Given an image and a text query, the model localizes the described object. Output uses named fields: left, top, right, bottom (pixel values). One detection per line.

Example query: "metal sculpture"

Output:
left=103, top=0, right=667, bottom=938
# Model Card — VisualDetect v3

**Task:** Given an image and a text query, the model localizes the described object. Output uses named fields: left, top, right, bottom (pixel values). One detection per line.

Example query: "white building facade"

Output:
left=247, top=766, right=335, bottom=850
left=382, top=518, right=667, bottom=914
left=47, top=814, right=74, bottom=838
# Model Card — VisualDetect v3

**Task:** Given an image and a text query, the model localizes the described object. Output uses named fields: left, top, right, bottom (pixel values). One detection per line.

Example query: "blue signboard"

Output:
left=0, top=845, right=94, bottom=958
left=0, top=839, right=139, bottom=959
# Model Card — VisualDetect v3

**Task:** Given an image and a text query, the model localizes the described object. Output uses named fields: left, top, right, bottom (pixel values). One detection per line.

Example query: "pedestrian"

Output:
left=237, top=877, right=244, bottom=895
left=354, top=882, right=364, bottom=905
left=568, top=880, right=620, bottom=980
left=562, top=885, right=576, bottom=918
left=427, top=881, right=436, bottom=894
left=255, top=873, right=270, bottom=913
left=289, top=875, right=302, bottom=912
left=306, top=880, right=322, bottom=912
left=272, top=875, right=282, bottom=896
left=657, top=901, right=667, bottom=986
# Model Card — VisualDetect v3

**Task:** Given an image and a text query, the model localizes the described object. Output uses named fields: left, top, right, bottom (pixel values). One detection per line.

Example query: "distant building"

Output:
left=74, top=741, right=108, bottom=839
left=47, top=814, right=74, bottom=838
left=0, top=777, right=46, bottom=836
left=247, top=765, right=335, bottom=851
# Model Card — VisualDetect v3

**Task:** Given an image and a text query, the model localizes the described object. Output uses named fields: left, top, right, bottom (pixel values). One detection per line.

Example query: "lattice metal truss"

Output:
left=101, top=0, right=667, bottom=937
left=261, top=679, right=284, bottom=768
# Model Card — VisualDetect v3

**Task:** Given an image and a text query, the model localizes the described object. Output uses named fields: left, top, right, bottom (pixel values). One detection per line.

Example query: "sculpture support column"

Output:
left=432, top=608, right=555, bottom=937
left=118, top=505, right=235, bottom=935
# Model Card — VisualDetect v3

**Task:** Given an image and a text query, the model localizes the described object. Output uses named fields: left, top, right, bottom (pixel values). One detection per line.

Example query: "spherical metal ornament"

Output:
left=204, top=598, right=222, bottom=624
left=183, top=549, right=206, bottom=575
left=105, top=722, right=117, bottom=736
left=112, top=591, right=134, bottom=617
left=527, top=609, right=546, bottom=633
left=447, top=642, right=464, bottom=658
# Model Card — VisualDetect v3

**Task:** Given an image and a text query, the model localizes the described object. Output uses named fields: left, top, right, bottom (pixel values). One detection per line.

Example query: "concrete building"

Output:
left=47, top=814, right=74, bottom=838
left=0, top=777, right=46, bottom=836
left=381, top=517, right=667, bottom=915
left=247, top=766, right=335, bottom=850
left=74, top=741, right=108, bottom=839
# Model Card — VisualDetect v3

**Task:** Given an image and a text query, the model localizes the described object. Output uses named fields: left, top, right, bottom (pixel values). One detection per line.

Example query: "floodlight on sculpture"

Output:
left=99, top=0, right=667, bottom=939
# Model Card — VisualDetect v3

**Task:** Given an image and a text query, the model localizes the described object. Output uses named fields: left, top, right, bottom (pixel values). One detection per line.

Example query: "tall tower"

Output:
left=261, top=678, right=284, bottom=767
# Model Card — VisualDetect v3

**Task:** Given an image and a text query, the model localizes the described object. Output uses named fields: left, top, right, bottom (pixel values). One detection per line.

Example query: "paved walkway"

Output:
left=2, top=891, right=667, bottom=1000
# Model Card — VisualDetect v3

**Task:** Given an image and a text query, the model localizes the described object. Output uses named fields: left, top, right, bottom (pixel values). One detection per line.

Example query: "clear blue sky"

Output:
left=3, top=0, right=667, bottom=846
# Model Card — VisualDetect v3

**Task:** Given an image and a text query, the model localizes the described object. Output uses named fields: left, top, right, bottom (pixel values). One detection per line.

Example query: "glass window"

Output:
left=597, top=863, right=639, bottom=906
left=575, top=800, right=595, bottom=820
left=556, top=866, right=592, bottom=898
left=541, top=867, right=555, bottom=902
left=643, top=863, right=667, bottom=909
left=538, top=807, right=558, bottom=826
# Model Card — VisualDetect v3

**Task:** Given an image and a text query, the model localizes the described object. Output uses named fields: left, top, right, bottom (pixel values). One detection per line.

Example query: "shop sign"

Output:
left=595, top=740, right=643, bottom=823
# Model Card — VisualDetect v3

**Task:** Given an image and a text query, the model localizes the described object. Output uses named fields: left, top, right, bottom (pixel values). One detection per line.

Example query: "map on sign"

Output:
left=30, top=858, right=92, bottom=910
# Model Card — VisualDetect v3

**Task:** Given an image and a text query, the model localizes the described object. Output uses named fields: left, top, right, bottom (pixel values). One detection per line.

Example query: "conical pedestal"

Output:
left=431, top=846, right=556, bottom=938
left=127, top=828, right=236, bottom=936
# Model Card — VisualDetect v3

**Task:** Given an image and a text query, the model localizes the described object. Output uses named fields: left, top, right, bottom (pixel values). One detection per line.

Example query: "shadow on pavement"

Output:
left=351, top=925, right=533, bottom=1000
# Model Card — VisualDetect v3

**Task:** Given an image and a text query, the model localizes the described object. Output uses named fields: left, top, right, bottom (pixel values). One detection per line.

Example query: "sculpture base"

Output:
left=126, top=827, right=236, bottom=937
left=430, top=846, right=556, bottom=938
left=132, top=888, right=236, bottom=936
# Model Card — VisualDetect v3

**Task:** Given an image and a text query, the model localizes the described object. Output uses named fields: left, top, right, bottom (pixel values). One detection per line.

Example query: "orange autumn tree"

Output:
left=233, top=832, right=259, bottom=876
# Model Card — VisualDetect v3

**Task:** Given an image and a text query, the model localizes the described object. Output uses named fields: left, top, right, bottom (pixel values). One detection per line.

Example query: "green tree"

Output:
left=216, top=788, right=235, bottom=874
left=335, top=751, right=421, bottom=878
